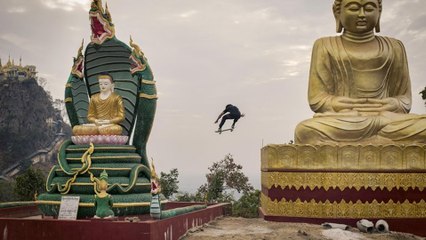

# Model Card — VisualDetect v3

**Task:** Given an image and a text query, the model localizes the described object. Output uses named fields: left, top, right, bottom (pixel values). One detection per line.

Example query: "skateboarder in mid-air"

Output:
left=214, top=104, right=244, bottom=133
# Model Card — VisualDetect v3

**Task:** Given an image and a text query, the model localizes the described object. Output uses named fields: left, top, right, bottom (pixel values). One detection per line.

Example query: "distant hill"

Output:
left=0, top=77, right=69, bottom=173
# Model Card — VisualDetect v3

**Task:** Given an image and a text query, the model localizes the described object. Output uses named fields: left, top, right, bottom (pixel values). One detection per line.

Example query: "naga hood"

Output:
left=89, top=0, right=115, bottom=45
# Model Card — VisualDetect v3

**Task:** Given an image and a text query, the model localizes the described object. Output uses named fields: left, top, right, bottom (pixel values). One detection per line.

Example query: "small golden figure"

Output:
left=93, top=170, right=114, bottom=219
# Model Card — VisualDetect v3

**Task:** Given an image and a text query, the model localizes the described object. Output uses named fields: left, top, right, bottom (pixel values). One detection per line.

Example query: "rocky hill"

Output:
left=0, top=78, right=68, bottom=173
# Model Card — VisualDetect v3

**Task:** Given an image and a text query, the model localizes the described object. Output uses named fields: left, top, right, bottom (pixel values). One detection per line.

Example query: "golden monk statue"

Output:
left=73, top=73, right=125, bottom=136
left=295, top=0, right=426, bottom=144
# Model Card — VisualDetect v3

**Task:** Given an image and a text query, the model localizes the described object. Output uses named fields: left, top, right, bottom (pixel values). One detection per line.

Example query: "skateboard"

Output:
left=215, top=128, right=234, bottom=134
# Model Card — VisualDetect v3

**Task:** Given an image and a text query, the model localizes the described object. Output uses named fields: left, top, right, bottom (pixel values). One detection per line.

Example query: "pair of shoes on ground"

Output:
left=356, top=219, right=389, bottom=233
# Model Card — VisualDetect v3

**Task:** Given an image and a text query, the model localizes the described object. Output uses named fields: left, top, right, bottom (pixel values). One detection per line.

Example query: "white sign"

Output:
left=58, top=196, right=80, bottom=220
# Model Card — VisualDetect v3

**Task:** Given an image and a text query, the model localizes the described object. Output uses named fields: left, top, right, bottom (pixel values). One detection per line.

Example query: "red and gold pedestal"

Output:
left=260, top=144, right=426, bottom=236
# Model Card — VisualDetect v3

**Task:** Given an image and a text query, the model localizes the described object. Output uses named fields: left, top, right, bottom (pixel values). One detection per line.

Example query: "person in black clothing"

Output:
left=214, top=104, right=243, bottom=132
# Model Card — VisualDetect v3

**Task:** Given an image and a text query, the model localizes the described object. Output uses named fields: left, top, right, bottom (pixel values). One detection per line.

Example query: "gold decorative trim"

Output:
left=51, top=182, right=150, bottom=187
left=67, top=147, right=136, bottom=151
left=261, top=193, right=426, bottom=218
left=64, top=97, right=73, bottom=103
left=57, top=143, right=94, bottom=194
left=114, top=200, right=169, bottom=208
left=0, top=201, right=35, bottom=205
left=55, top=167, right=132, bottom=172
left=36, top=200, right=168, bottom=208
left=65, top=83, right=72, bottom=88
left=36, top=200, right=94, bottom=207
left=141, top=79, right=156, bottom=85
left=261, top=144, right=426, bottom=170
left=261, top=171, right=426, bottom=191
left=53, top=183, right=86, bottom=187
left=66, top=156, right=141, bottom=161
left=139, top=93, right=158, bottom=99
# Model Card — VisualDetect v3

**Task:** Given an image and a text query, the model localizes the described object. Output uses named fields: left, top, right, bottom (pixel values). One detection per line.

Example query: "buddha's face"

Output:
left=99, top=77, right=114, bottom=93
left=340, top=0, right=380, bottom=33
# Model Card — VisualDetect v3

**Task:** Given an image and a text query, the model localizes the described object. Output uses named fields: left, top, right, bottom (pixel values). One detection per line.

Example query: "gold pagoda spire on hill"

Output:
left=0, top=56, right=37, bottom=81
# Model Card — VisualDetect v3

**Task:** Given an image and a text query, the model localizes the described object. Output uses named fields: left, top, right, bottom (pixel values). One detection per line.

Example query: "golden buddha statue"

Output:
left=72, top=73, right=125, bottom=136
left=295, top=0, right=426, bottom=144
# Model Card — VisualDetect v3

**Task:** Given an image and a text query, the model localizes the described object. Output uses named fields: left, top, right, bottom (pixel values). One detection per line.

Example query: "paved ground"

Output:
left=182, top=217, right=425, bottom=240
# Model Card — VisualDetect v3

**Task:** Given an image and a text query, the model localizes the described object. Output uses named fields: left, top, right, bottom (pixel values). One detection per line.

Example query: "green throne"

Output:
left=37, top=0, right=158, bottom=218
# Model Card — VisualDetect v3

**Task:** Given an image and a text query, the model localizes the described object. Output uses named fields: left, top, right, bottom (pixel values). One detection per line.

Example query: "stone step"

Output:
left=49, top=176, right=150, bottom=194
left=53, top=163, right=141, bottom=177
left=65, top=152, right=142, bottom=164
left=66, top=144, right=137, bottom=154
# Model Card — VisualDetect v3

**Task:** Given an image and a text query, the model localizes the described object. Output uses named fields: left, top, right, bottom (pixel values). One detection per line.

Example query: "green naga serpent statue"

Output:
left=37, top=0, right=158, bottom=217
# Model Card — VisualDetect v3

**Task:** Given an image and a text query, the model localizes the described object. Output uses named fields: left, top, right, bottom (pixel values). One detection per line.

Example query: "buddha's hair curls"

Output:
left=98, top=72, right=114, bottom=82
left=333, top=0, right=382, bottom=16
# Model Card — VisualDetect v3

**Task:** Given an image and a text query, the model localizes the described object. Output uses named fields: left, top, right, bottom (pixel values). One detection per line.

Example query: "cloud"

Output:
left=289, top=45, right=311, bottom=51
left=38, top=72, right=55, bottom=79
left=178, top=10, right=198, bottom=19
left=41, top=0, right=90, bottom=12
left=281, top=60, right=300, bottom=67
left=0, top=33, right=28, bottom=47
left=7, top=7, right=26, bottom=13
left=191, top=114, right=203, bottom=119
left=67, top=26, right=82, bottom=32
left=287, top=71, right=299, bottom=77
left=243, top=76, right=286, bottom=86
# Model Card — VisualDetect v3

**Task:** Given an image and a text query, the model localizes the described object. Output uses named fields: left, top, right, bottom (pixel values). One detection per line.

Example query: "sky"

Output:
left=1, top=0, right=426, bottom=193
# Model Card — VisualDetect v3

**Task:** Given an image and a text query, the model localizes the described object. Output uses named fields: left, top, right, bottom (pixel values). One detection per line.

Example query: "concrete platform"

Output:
left=0, top=202, right=230, bottom=240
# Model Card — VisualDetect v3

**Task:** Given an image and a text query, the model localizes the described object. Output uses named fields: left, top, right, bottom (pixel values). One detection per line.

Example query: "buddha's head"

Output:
left=98, top=73, right=114, bottom=93
left=333, top=0, right=382, bottom=33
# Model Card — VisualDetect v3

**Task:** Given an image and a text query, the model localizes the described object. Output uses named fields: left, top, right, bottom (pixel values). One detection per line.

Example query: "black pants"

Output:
left=219, top=114, right=240, bottom=129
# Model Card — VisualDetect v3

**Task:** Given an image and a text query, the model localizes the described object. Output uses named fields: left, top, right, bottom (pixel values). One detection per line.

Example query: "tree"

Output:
left=175, top=192, right=203, bottom=202
left=421, top=87, right=426, bottom=106
left=14, top=168, right=45, bottom=201
left=232, top=189, right=260, bottom=218
left=159, top=168, right=179, bottom=199
left=0, top=180, right=18, bottom=202
left=36, top=77, right=47, bottom=88
left=197, top=154, right=254, bottom=203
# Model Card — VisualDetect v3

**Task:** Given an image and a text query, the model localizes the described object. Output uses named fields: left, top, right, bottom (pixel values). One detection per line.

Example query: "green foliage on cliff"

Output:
left=13, top=167, right=45, bottom=201
left=0, top=180, right=18, bottom=201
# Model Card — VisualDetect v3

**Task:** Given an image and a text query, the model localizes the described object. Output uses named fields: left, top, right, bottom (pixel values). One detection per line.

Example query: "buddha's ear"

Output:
left=375, top=16, right=381, bottom=33
left=333, top=10, right=343, bottom=33
left=335, top=19, right=343, bottom=33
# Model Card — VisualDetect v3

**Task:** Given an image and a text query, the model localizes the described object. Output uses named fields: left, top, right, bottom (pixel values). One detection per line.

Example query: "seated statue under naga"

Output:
left=72, top=73, right=125, bottom=137
left=37, top=0, right=160, bottom=217
left=295, top=0, right=426, bottom=145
